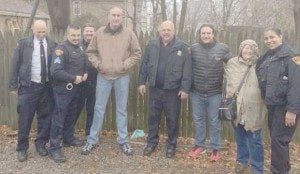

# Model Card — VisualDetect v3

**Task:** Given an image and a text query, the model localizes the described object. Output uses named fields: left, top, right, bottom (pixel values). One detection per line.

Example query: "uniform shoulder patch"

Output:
left=292, top=56, right=300, bottom=65
left=55, top=49, right=64, bottom=56
left=54, top=57, right=61, bottom=64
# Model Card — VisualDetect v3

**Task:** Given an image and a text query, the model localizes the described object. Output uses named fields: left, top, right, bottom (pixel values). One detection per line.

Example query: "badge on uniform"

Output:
left=54, top=57, right=61, bottom=64
left=177, top=50, right=182, bottom=56
left=55, top=49, right=63, bottom=56
left=292, top=56, right=300, bottom=65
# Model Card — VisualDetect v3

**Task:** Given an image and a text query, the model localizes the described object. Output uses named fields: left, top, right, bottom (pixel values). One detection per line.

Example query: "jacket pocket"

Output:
left=275, top=78, right=289, bottom=98
left=170, top=65, right=183, bottom=81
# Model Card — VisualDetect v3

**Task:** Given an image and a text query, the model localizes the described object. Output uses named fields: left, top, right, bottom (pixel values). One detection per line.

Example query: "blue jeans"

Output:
left=235, top=124, right=264, bottom=174
left=87, top=74, right=130, bottom=145
left=191, top=93, right=221, bottom=150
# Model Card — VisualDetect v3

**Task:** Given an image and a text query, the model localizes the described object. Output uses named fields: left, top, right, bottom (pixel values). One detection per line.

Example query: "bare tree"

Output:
left=173, top=0, right=177, bottom=27
left=294, top=0, right=300, bottom=49
left=46, top=0, right=70, bottom=31
left=178, top=0, right=188, bottom=38
left=161, top=0, right=167, bottom=21
left=151, top=0, right=160, bottom=35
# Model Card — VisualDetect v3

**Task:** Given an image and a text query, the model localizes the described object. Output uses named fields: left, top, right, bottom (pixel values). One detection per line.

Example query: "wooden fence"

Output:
left=0, top=27, right=299, bottom=143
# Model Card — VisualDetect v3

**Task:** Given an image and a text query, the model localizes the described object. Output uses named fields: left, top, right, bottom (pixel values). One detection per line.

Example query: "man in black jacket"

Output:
left=188, top=24, right=232, bottom=161
left=48, top=24, right=87, bottom=163
left=76, top=24, right=97, bottom=136
left=9, top=20, right=57, bottom=162
left=138, top=20, right=192, bottom=158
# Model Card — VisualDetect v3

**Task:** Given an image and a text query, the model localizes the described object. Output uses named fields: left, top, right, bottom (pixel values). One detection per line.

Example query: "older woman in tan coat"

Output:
left=225, top=40, right=266, bottom=174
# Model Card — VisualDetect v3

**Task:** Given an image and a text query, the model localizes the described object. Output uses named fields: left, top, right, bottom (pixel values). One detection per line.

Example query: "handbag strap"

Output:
left=234, top=66, right=251, bottom=96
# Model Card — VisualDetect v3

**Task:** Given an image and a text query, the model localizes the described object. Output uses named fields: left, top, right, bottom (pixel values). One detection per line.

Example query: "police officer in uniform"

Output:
left=49, top=24, right=87, bottom=163
left=9, top=20, right=57, bottom=162
left=256, top=28, right=299, bottom=173
left=76, top=24, right=97, bottom=136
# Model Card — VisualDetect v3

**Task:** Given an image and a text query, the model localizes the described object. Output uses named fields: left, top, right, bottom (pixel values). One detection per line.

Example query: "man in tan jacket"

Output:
left=81, top=6, right=141, bottom=155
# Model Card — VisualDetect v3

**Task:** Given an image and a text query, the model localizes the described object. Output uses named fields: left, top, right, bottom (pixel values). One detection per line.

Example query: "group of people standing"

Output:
left=8, top=6, right=299, bottom=174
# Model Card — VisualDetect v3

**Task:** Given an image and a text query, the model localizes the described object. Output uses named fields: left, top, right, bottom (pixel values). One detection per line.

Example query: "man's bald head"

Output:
left=108, top=6, right=123, bottom=30
left=159, top=20, right=175, bottom=45
left=32, top=20, right=47, bottom=40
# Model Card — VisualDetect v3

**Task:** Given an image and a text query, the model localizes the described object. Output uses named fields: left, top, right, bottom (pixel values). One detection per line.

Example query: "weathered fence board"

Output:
left=0, top=28, right=299, bottom=143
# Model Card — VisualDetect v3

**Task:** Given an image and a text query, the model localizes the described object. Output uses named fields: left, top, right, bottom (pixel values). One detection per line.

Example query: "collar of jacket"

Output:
left=238, top=56, right=258, bottom=66
left=199, top=41, right=216, bottom=49
left=257, top=43, right=293, bottom=67
left=265, top=43, right=293, bottom=61
left=104, top=23, right=123, bottom=35
left=154, top=37, right=183, bottom=51
left=25, top=35, right=49, bottom=48
left=65, top=40, right=80, bottom=49
left=80, top=39, right=89, bottom=48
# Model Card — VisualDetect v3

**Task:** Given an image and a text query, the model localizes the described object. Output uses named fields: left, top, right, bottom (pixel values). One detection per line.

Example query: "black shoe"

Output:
left=143, top=145, right=156, bottom=156
left=17, top=150, right=27, bottom=162
left=49, top=150, right=66, bottom=163
left=166, top=148, right=176, bottom=158
left=63, top=139, right=83, bottom=147
left=36, top=145, right=48, bottom=156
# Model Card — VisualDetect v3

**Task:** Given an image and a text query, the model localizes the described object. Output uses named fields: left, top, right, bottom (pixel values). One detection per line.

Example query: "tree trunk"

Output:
left=151, top=0, right=159, bottom=36
left=132, top=0, right=138, bottom=36
left=46, top=0, right=70, bottom=31
left=173, top=0, right=177, bottom=29
left=25, top=0, right=40, bottom=35
left=161, top=0, right=167, bottom=21
left=178, top=0, right=188, bottom=38
left=294, top=0, right=300, bottom=49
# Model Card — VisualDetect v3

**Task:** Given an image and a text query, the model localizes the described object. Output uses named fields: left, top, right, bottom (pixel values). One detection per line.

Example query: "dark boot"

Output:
left=49, top=150, right=66, bottom=163
left=17, top=150, right=27, bottom=162
left=35, top=144, right=48, bottom=156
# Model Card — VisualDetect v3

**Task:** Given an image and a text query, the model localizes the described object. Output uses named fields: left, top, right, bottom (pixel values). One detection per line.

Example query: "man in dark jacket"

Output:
left=188, top=24, right=232, bottom=161
left=9, top=20, right=57, bottom=162
left=138, top=20, right=192, bottom=158
left=76, top=24, right=97, bottom=136
left=49, top=24, right=87, bottom=163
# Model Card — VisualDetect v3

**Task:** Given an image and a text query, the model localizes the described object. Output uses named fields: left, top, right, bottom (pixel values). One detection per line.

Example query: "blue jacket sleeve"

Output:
left=9, top=40, right=22, bottom=90
left=287, top=58, right=300, bottom=115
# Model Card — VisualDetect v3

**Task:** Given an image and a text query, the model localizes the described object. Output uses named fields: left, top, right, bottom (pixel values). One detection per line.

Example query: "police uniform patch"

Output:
left=292, top=56, right=300, bottom=65
left=55, top=49, right=63, bottom=56
left=54, top=57, right=61, bottom=64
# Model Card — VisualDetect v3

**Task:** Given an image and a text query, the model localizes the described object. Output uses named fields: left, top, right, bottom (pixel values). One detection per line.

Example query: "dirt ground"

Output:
left=0, top=125, right=299, bottom=174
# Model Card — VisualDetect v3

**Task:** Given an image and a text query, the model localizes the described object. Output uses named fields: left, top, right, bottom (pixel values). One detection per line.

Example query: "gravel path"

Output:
left=0, top=125, right=299, bottom=174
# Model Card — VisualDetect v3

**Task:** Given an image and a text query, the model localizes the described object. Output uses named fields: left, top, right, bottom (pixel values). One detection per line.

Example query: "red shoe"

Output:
left=188, top=146, right=206, bottom=158
left=210, top=150, right=220, bottom=161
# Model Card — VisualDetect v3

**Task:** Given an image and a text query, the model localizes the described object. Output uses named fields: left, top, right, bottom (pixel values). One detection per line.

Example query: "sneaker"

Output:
left=81, top=142, right=95, bottom=155
left=120, top=143, right=133, bottom=156
left=166, top=148, right=176, bottom=158
left=188, top=145, right=206, bottom=158
left=210, top=150, right=220, bottom=162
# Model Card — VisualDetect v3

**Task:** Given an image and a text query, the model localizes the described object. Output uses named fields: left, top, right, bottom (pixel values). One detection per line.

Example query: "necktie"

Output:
left=40, top=40, right=47, bottom=83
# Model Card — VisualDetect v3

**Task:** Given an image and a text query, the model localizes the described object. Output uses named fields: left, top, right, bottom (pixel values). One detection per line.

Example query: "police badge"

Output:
left=177, top=50, right=182, bottom=56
